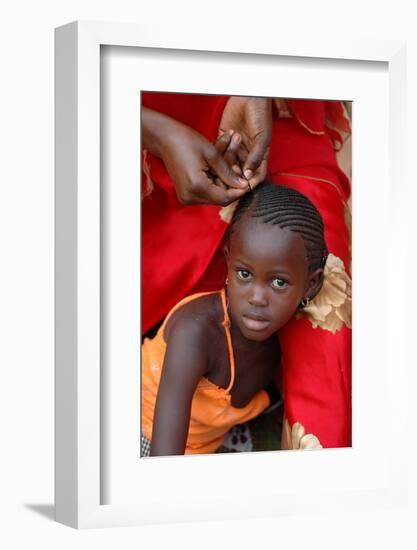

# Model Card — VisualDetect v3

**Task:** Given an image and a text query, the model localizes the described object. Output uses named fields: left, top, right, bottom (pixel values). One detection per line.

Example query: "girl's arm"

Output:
left=149, top=314, right=209, bottom=456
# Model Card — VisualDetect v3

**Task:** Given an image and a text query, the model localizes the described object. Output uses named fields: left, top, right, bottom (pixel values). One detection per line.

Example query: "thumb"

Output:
left=207, top=152, right=248, bottom=190
left=242, top=137, right=270, bottom=181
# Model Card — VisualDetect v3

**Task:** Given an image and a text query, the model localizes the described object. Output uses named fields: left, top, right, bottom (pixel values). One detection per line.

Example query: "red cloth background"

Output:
left=141, top=92, right=352, bottom=448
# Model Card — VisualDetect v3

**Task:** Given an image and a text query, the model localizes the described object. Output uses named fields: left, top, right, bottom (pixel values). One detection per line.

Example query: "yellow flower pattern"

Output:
left=219, top=200, right=239, bottom=224
left=296, top=253, right=352, bottom=333
left=291, top=422, right=323, bottom=450
left=282, top=418, right=323, bottom=450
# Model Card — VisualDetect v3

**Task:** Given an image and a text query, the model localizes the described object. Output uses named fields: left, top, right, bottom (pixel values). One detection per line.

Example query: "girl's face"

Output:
left=226, top=218, right=313, bottom=342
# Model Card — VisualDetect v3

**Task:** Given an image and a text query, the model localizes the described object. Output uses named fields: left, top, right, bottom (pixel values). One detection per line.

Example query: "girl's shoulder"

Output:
left=163, top=291, right=224, bottom=344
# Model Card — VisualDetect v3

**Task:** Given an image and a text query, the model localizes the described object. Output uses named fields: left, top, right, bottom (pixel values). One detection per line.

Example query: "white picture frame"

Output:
left=55, top=21, right=407, bottom=529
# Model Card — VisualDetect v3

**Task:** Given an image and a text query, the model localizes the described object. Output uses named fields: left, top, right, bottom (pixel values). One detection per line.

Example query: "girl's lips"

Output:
left=242, top=314, right=270, bottom=332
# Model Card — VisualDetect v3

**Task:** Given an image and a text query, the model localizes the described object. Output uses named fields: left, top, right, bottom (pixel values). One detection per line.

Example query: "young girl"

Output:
left=141, top=181, right=328, bottom=456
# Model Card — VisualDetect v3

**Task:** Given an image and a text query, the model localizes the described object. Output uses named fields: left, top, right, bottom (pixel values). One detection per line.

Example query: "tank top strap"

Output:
left=160, top=290, right=219, bottom=333
left=220, top=288, right=236, bottom=393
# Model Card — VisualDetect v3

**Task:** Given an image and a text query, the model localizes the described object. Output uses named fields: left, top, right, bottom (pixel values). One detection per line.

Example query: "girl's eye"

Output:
left=271, top=278, right=287, bottom=289
left=236, top=269, right=252, bottom=281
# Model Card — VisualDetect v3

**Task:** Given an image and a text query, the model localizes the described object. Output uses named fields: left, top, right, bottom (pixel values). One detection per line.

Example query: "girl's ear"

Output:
left=304, top=268, right=324, bottom=302
left=223, top=243, right=230, bottom=262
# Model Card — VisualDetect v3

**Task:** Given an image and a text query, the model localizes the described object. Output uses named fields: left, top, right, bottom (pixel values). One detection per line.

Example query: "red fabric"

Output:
left=141, top=93, right=352, bottom=448
left=141, top=93, right=230, bottom=331
left=262, top=116, right=352, bottom=448
left=279, top=319, right=352, bottom=448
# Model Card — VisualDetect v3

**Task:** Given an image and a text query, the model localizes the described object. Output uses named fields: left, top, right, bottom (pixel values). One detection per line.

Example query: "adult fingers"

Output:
left=206, top=150, right=248, bottom=190
left=214, top=176, right=227, bottom=190
left=223, top=132, right=241, bottom=165
left=214, top=130, right=234, bottom=155
left=221, top=132, right=243, bottom=175
left=242, top=135, right=270, bottom=181
left=232, top=164, right=242, bottom=175
left=203, top=181, right=248, bottom=206
left=247, top=157, right=269, bottom=189
left=215, top=131, right=242, bottom=173
left=189, top=171, right=248, bottom=206
left=236, top=143, right=248, bottom=166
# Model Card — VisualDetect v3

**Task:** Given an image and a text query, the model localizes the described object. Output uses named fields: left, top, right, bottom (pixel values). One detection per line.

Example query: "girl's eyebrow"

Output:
left=233, top=257, right=253, bottom=268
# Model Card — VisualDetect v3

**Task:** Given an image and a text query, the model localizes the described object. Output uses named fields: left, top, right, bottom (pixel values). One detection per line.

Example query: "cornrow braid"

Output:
left=229, top=181, right=328, bottom=272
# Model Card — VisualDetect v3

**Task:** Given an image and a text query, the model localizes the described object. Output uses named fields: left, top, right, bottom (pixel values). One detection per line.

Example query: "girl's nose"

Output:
left=248, top=285, right=268, bottom=307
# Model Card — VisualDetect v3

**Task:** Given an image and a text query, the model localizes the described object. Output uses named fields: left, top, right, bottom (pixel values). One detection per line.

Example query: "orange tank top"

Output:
left=141, top=288, right=271, bottom=454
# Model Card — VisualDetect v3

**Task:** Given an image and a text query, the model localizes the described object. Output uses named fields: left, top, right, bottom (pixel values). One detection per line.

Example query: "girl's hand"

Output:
left=219, top=97, right=272, bottom=188
left=142, top=107, right=249, bottom=206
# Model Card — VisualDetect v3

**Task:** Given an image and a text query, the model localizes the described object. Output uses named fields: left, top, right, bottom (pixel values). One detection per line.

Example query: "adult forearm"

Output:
left=141, top=106, right=177, bottom=159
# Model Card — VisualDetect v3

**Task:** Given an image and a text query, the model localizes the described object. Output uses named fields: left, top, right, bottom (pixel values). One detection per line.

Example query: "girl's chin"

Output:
left=239, top=323, right=276, bottom=342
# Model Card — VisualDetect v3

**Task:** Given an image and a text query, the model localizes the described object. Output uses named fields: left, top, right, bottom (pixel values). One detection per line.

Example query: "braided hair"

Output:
left=229, top=181, right=328, bottom=273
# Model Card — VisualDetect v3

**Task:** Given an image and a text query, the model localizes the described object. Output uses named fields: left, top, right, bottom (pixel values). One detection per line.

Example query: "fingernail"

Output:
left=238, top=178, right=248, bottom=186
left=244, top=169, right=253, bottom=180
left=232, top=133, right=241, bottom=144
left=228, top=129, right=234, bottom=136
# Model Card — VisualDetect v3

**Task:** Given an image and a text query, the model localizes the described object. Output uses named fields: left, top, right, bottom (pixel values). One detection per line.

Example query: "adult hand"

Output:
left=142, top=107, right=249, bottom=206
left=219, top=97, right=272, bottom=188
left=212, top=130, right=247, bottom=190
